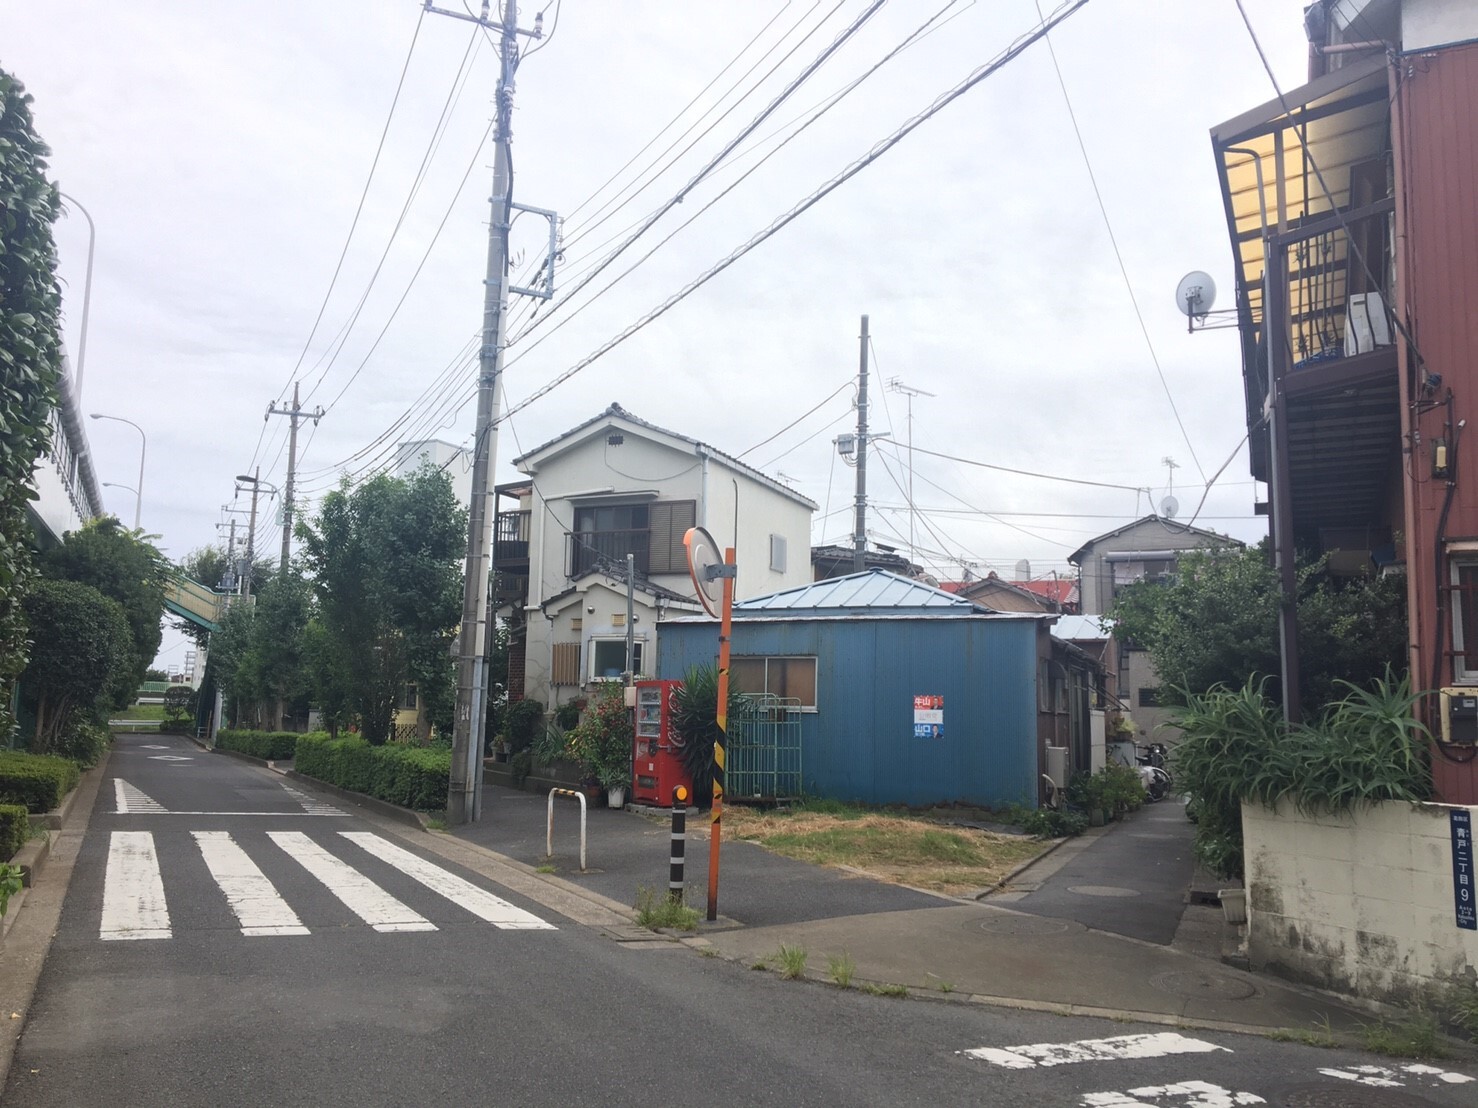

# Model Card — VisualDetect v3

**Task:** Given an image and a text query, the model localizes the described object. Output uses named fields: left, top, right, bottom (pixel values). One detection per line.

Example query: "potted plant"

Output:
left=568, top=684, right=633, bottom=809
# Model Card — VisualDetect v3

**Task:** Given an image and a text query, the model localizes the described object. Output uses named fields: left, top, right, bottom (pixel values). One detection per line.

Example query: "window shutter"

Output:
left=552, top=642, right=581, bottom=686
left=648, top=500, right=696, bottom=574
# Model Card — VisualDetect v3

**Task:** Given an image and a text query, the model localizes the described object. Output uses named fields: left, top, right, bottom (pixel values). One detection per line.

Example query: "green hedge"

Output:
left=216, top=729, right=301, bottom=760
left=0, top=804, right=29, bottom=861
left=0, top=752, right=80, bottom=814
left=295, top=733, right=449, bottom=811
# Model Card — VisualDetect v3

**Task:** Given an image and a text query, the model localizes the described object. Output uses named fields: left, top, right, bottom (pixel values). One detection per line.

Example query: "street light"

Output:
left=89, top=413, right=145, bottom=529
left=57, top=193, right=95, bottom=405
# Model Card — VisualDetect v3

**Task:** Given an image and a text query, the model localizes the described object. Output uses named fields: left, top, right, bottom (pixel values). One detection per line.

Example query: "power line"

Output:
left=1035, top=0, right=1206, bottom=484
left=496, top=0, right=1095, bottom=426
left=737, top=377, right=853, bottom=459
left=882, top=440, right=1141, bottom=493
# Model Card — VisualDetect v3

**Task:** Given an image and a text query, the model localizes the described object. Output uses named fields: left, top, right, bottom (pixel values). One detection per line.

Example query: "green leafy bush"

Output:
left=503, top=698, right=545, bottom=754
left=1021, top=807, right=1089, bottom=838
left=216, top=729, right=300, bottom=760
left=1066, top=763, right=1146, bottom=819
left=0, top=750, right=79, bottom=813
left=553, top=698, right=583, bottom=731
left=671, top=664, right=748, bottom=804
left=0, top=862, right=22, bottom=917
left=567, top=684, right=632, bottom=790
left=295, top=731, right=450, bottom=811
left=0, top=803, right=29, bottom=860
left=55, top=718, right=110, bottom=768
left=1174, top=671, right=1431, bottom=879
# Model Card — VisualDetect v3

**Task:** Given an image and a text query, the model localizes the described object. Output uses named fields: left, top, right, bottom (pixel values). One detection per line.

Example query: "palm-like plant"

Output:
left=670, top=664, right=748, bottom=806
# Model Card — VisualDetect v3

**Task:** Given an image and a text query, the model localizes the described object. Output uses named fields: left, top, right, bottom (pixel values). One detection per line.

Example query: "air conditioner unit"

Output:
left=1439, top=687, right=1478, bottom=745
left=1345, top=291, right=1392, bottom=355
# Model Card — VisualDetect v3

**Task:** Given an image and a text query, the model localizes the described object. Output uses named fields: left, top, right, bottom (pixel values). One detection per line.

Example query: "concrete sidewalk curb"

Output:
left=0, top=750, right=109, bottom=1093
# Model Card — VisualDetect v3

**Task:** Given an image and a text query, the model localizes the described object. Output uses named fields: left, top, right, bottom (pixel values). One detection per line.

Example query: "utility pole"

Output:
left=427, top=0, right=549, bottom=825
left=887, top=377, right=935, bottom=565
left=853, top=315, right=870, bottom=573
left=266, top=382, right=323, bottom=572
left=235, top=468, right=267, bottom=597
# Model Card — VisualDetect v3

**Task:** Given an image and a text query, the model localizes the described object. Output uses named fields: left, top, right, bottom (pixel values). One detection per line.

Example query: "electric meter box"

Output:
left=632, top=680, right=693, bottom=806
left=1440, top=687, right=1478, bottom=745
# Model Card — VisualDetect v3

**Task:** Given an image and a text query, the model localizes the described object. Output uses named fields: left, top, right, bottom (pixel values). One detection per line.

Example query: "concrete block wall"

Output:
left=1242, top=799, right=1478, bottom=1006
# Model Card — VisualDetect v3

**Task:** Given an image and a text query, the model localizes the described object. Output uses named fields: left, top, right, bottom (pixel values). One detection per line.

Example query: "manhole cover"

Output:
left=1274, top=1083, right=1439, bottom=1107
left=1067, top=884, right=1140, bottom=898
left=977, top=914, right=1077, bottom=936
left=1149, top=969, right=1257, bottom=999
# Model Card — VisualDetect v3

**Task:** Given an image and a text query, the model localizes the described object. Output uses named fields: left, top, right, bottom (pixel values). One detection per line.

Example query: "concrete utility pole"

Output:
left=853, top=315, right=870, bottom=573
left=430, top=0, right=547, bottom=825
left=265, top=382, right=323, bottom=572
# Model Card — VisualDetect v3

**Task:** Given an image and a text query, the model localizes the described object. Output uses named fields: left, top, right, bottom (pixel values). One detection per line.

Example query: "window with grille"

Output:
left=731, top=655, right=817, bottom=709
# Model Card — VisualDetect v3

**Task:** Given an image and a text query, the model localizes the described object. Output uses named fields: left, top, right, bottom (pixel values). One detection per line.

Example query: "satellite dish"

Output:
left=1160, top=495, right=1180, bottom=519
left=683, top=526, right=723, bottom=618
left=1175, top=271, right=1217, bottom=318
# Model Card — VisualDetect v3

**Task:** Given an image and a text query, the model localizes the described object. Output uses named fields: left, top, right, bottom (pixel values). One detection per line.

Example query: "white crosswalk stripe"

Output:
left=101, top=831, right=170, bottom=940
left=962, top=1033, right=1230, bottom=1070
left=268, top=831, right=435, bottom=932
left=341, top=832, right=555, bottom=930
left=281, top=783, right=344, bottom=816
left=96, top=829, right=555, bottom=939
left=192, top=831, right=309, bottom=937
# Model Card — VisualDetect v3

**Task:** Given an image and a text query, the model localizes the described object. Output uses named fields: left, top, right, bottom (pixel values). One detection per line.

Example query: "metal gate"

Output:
left=728, top=694, right=803, bottom=803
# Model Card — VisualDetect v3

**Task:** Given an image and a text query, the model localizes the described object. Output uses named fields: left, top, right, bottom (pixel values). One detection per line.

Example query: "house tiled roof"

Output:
left=1018, top=578, right=1077, bottom=605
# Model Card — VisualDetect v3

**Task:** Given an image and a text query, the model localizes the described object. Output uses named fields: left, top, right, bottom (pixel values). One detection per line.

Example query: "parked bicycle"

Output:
left=1135, top=741, right=1172, bottom=801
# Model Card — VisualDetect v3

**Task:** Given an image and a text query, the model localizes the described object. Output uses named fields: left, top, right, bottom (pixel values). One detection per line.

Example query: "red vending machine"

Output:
left=632, top=679, right=692, bottom=806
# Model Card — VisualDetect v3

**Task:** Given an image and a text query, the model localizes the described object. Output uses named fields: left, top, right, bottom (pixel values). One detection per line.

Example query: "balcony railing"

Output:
left=493, top=510, right=531, bottom=565
left=567, top=529, right=649, bottom=578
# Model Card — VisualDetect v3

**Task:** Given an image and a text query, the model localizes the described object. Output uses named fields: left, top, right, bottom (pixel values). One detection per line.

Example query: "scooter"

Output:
left=1135, top=742, right=1172, bottom=801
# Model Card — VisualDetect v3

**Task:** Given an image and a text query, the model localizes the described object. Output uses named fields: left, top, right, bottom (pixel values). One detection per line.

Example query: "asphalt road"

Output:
left=4, top=734, right=1473, bottom=1107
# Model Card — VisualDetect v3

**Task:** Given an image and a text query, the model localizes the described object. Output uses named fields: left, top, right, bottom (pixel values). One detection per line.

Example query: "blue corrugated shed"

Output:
left=658, top=570, right=1047, bottom=809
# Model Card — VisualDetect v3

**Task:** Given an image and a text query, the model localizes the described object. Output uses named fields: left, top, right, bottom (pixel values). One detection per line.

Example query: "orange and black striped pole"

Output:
left=707, top=545, right=736, bottom=922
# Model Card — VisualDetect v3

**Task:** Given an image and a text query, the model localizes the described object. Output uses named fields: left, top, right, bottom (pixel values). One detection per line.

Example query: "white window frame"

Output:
left=769, top=533, right=787, bottom=573
left=1450, top=553, right=1478, bottom=684
left=588, top=636, right=645, bottom=683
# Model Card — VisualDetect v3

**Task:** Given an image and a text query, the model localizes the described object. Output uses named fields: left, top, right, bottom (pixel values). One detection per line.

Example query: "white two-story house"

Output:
left=493, top=403, right=816, bottom=712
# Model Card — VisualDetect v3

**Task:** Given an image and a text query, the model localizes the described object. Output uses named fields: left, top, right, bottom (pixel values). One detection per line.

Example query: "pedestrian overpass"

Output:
left=162, top=573, right=229, bottom=633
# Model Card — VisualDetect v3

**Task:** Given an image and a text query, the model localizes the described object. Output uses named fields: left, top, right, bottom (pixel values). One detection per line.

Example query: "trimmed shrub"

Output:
left=55, top=718, right=110, bottom=768
left=0, top=803, right=29, bottom=860
left=0, top=751, right=80, bottom=813
left=216, top=729, right=300, bottom=760
left=295, top=732, right=449, bottom=811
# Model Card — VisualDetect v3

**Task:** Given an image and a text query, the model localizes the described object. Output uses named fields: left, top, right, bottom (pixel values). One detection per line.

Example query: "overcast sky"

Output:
left=5, top=1, right=1309, bottom=665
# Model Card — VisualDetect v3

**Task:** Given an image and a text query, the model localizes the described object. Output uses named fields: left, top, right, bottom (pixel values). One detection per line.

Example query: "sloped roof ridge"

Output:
left=514, top=402, right=816, bottom=508
left=1067, top=514, right=1242, bottom=565
left=734, top=568, right=993, bottom=612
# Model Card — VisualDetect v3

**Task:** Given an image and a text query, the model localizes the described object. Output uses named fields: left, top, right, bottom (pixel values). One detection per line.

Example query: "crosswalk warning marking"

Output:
left=281, top=783, right=345, bottom=816
left=340, top=832, right=556, bottom=931
left=962, top=1032, right=1231, bottom=1070
left=101, top=831, right=171, bottom=940
left=192, top=831, right=310, bottom=937
left=267, top=830, right=436, bottom=933
left=1080, top=1080, right=1264, bottom=1106
left=114, top=779, right=168, bottom=814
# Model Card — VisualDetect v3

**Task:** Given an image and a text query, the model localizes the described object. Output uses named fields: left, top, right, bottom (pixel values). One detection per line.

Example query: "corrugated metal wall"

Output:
left=657, top=617, right=1039, bottom=809
left=1397, top=41, right=1478, bottom=803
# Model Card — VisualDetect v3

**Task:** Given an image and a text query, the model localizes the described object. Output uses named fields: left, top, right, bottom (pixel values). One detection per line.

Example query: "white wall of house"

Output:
left=392, top=439, right=471, bottom=507
left=1243, top=798, right=1478, bottom=1006
left=1402, top=0, right=1478, bottom=50
left=515, top=414, right=812, bottom=709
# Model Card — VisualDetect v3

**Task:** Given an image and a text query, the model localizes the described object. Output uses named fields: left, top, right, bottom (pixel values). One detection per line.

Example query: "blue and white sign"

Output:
left=1453, top=809, right=1476, bottom=931
left=913, top=695, right=943, bottom=739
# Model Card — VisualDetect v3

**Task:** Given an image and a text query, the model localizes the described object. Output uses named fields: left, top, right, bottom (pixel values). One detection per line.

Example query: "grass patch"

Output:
left=826, top=951, right=855, bottom=988
left=862, top=982, right=909, bottom=998
left=422, top=816, right=448, bottom=831
left=535, top=863, right=556, bottom=874
left=114, top=705, right=166, bottom=721
left=776, top=944, right=808, bottom=979
left=715, top=808, right=1047, bottom=895
left=1268, top=1016, right=1337, bottom=1048
left=634, top=886, right=699, bottom=931
left=1360, top=1013, right=1448, bottom=1059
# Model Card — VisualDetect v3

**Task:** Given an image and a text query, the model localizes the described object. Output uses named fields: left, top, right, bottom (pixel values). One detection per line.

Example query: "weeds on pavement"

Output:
left=826, top=952, right=855, bottom=988
left=777, top=944, right=808, bottom=979
left=1360, top=1013, right=1448, bottom=1059
left=634, top=886, right=699, bottom=931
left=862, top=982, right=909, bottom=998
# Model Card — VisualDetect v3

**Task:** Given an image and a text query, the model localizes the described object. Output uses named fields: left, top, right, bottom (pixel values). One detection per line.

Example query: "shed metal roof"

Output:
left=733, top=569, right=992, bottom=615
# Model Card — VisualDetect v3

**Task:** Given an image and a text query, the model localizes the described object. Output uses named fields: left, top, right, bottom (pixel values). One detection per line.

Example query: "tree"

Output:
left=172, top=545, right=278, bottom=648
left=20, top=579, right=132, bottom=751
left=0, top=69, right=63, bottom=741
left=41, top=518, right=169, bottom=708
left=1109, top=541, right=1408, bottom=712
left=297, top=466, right=465, bottom=744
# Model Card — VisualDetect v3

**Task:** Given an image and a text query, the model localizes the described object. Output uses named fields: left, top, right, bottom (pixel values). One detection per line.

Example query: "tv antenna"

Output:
left=1159, top=457, right=1179, bottom=519
left=887, top=377, right=935, bottom=565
